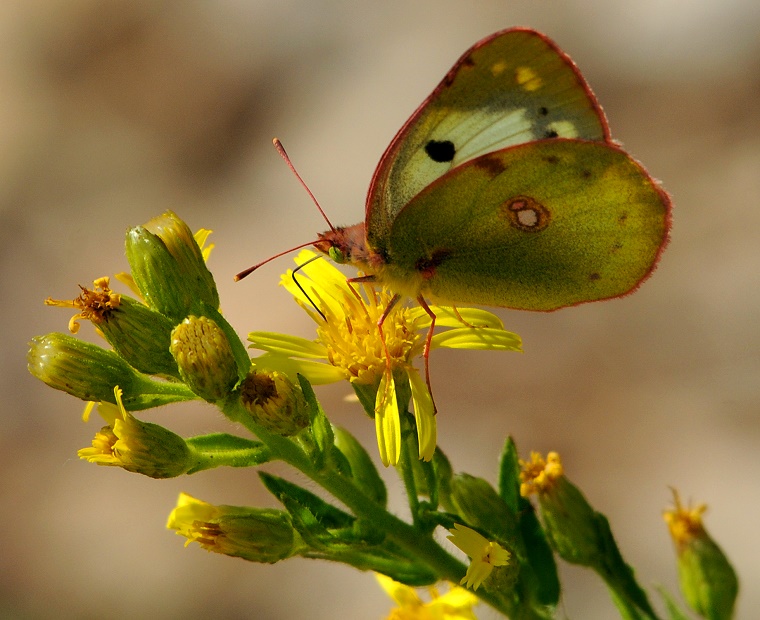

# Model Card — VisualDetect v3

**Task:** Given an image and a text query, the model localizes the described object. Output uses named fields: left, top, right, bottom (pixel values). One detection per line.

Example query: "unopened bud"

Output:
left=167, top=493, right=300, bottom=563
left=170, top=316, right=238, bottom=402
left=240, top=369, right=309, bottom=436
left=126, top=211, right=219, bottom=320
left=664, top=490, right=738, bottom=620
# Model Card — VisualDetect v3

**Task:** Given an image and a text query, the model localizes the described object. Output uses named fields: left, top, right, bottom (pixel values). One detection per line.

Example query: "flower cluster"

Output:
left=28, top=211, right=738, bottom=620
left=249, top=250, right=522, bottom=466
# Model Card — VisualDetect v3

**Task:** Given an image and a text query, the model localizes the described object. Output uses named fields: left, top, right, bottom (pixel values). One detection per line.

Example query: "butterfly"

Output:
left=308, top=28, right=671, bottom=314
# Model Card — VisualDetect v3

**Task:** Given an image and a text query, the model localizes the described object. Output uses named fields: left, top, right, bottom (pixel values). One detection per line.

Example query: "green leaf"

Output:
left=333, top=426, right=387, bottom=507
left=297, top=374, right=334, bottom=468
left=593, top=513, right=659, bottom=619
left=498, top=436, right=522, bottom=513
left=259, top=472, right=354, bottom=530
left=519, top=504, right=561, bottom=607
left=656, top=586, right=691, bottom=620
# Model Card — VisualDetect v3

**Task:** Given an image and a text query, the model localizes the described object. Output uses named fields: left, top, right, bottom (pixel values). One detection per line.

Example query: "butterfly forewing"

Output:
left=366, top=28, right=610, bottom=253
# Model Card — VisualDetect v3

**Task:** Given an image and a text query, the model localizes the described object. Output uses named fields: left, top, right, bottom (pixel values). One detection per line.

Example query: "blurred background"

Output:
left=4, top=1, right=759, bottom=618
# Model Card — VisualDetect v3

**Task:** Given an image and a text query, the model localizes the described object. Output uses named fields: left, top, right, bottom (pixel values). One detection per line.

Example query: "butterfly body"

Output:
left=315, top=28, right=671, bottom=311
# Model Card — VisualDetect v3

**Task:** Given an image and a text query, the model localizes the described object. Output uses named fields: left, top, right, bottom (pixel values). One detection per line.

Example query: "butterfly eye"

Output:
left=328, top=246, right=346, bottom=264
left=424, top=140, right=456, bottom=163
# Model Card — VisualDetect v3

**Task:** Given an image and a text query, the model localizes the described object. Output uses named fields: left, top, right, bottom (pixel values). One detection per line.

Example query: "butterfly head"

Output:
left=314, top=223, right=377, bottom=271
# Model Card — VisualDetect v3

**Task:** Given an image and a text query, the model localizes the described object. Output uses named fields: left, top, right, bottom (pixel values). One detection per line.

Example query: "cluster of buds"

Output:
left=520, top=451, right=739, bottom=620
left=28, top=212, right=311, bottom=474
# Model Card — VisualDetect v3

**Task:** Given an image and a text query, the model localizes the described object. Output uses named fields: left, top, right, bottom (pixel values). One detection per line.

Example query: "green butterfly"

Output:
left=312, top=28, right=671, bottom=312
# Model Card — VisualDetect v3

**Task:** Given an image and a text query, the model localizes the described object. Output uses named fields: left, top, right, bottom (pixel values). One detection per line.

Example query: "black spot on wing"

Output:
left=425, top=140, right=456, bottom=163
left=544, top=129, right=559, bottom=138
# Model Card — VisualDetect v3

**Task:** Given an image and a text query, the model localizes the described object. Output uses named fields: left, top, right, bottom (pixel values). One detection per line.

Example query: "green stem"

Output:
left=225, top=400, right=514, bottom=616
left=137, top=375, right=198, bottom=399
left=398, top=412, right=421, bottom=525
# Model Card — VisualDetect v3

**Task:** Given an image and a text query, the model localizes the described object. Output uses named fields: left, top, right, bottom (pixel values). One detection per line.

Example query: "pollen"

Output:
left=45, top=276, right=121, bottom=333
left=519, top=451, right=564, bottom=497
left=315, top=285, right=420, bottom=386
left=663, top=489, right=707, bottom=549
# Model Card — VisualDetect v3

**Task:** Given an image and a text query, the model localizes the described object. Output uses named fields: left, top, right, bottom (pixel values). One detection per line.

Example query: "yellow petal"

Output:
left=431, top=327, right=522, bottom=351
left=408, top=369, right=436, bottom=461
left=375, top=372, right=401, bottom=467
left=252, top=353, right=346, bottom=385
left=248, top=331, right=328, bottom=358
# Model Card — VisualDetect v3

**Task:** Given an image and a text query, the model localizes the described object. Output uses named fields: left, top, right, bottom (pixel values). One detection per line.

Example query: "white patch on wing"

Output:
left=392, top=108, right=536, bottom=212
left=452, top=109, right=534, bottom=162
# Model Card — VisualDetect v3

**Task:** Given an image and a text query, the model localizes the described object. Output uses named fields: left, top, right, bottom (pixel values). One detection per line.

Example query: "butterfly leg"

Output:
left=374, top=292, right=402, bottom=406
left=416, top=295, right=438, bottom=415
left=452, top=305, right=478, bottom=328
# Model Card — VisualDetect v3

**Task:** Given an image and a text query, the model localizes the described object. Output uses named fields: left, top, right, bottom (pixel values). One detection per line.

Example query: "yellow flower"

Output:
left=78, top=386, right=195, bottom=478
left=376, top=573, right=479, bottom=620
left=519, top=451, right=564, bottom=497
left=663, top=489, right=739, bottom=620
left=663, top=488, right=708, bottom=551
left=45, top=276, right=121, bottom=334
left=167, top=492, right=298, bottom=563
left=447, top=524, right=511, bottom=591
left=248, top=250, right=522, bottom=467
left=239, top=368, right=309, bottom=436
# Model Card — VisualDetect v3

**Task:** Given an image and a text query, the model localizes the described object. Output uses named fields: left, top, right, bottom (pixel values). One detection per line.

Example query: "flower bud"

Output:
left=167, top=493, right=300, bottom=563
left=664, top=490, right=738, bottom=620
left=520, top=452, right=600, bottom=566
left=126, top=211, right=219, bottom=321
left=78, top=389, right=196, bottom=478
left=170, top=316, right=238, bottom=402
left=450, top=474, right=518, bottom=542
left=240, top=369, right=309, bottom=436
left=97, top=296, right=179, bottom=377
left=28, top=333, right=143, bottom=404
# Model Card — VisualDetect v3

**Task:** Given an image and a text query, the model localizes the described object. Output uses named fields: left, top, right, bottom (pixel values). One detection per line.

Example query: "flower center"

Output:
left=315, top=286, right=419, bottom=385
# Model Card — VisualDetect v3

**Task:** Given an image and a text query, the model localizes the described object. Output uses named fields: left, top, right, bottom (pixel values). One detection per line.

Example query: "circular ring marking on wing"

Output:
left=501, top=195, right=551, bottom=232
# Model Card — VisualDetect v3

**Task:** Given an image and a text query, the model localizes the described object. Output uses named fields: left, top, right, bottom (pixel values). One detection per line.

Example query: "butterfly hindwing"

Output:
left=378, top=139, right=671, bottom=311
left=366, top=28, right=611, bottom=254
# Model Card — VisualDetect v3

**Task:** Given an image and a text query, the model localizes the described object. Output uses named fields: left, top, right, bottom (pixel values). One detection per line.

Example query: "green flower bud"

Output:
left=97, top=296, right=179, bottom=377
left=28, top=333, right=143, bottom=404
left=520, top=452, right=599, bottom=565
left=451, top=473, right=519, bottom=542
left=78, top=389, right=196, bottom=478
left=167, top=493, right=300, bottom=563
left=240, top=369, right=309, bottom=436
left=126, top=211, right=219, bottom=321
left=170, top=316, right=238, bottom=402
left=664, top=491, right=738, bottom=620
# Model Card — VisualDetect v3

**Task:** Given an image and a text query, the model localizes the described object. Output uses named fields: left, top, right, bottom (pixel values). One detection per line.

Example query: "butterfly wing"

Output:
left=366, top=28, right=611, bottom=255
left=378, top=139, right=671, bottom=311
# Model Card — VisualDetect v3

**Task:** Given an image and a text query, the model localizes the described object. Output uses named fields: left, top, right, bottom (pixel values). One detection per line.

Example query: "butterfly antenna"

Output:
left=291, top=254, right=327, bottom=321
left=234, top=240, right=321, bottom=281
left=273, top=138, right=336, bottom=232
left=235, top=138, right=334, bottom=282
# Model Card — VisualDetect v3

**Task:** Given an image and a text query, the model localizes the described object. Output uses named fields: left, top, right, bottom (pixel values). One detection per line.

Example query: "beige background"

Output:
left=4, top=1, right=758, bottom=618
